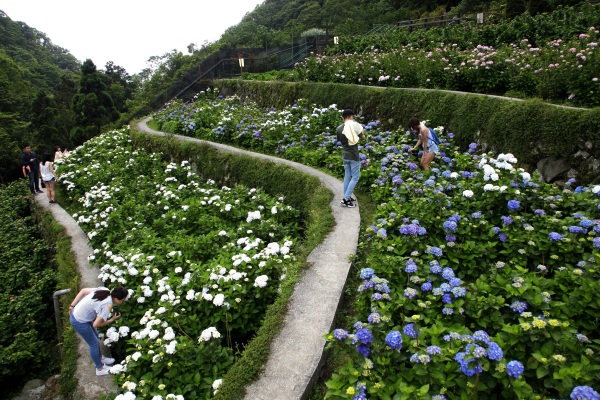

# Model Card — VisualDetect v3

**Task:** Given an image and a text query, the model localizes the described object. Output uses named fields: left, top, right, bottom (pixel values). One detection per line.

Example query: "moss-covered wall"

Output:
left=215, top=80, right=600, bottom=183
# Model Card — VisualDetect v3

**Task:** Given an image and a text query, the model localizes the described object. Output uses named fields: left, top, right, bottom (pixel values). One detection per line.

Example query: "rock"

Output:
left=585, top=140, right=594, bottom=150
left=536, top=156, right=571, bottom=183
left=573, top=150, right=590, bottom=159
left=12, top=379, right=45, bottom=400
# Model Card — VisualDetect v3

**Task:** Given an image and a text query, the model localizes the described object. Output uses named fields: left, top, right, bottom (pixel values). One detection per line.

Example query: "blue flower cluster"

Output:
left=403, top=323, right=419, bottom=338
left=446, top=330, right=508, bottom=376
left=506, top=360, right=524, bottom=378
left=570, top=385, right=600, bottom=400
left=399, top=222, right=427, bottom=236
left=385, top=330, right=403, bottom=350
left=507, top=199, right=520, bottom=211
left=510, top=301, right=528, bottom=313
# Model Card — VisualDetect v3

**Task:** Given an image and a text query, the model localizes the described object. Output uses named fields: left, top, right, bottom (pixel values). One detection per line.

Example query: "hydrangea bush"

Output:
left=151, top=95, right=600, bottom=399
left=55, top=129, right=302, bottom=399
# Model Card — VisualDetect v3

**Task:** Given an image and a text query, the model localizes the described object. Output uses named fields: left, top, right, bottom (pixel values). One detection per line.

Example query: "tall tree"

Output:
left=71, top=59, right=118, bottom=142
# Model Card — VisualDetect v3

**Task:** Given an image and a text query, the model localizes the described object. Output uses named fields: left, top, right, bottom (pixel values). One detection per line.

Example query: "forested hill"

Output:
left=217, top=0, right=576, bottom=48
left=0, top=10, right=79, bottom=92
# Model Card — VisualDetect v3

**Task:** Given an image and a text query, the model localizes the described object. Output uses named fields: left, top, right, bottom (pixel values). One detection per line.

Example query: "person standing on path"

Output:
left=54, top=145, right=68, bottom=161
left=69, top=286, right=128, bottom=376
left=407, top=117, right=439, bottom=171
left=336, top=109, right=365, bottom=208
left=40, top=153, right=58, bottom=203
left=21, top=144, right=42, bottom=195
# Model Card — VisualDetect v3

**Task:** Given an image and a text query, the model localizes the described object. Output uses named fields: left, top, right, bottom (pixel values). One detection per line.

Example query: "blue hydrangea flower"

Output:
left=443, top=220, right=457, bottom=232
left=427, top=345, right=442, bottom=355
left=405, top=260, right=418, bottom=273
left=403, top=323, right=419, bottom=338
left=430, top=260, right=442, bottom=274
left=421, top=282, right=433, bottom=291
left=507, top=200, right=520, bottom=211
left=507, top=360, right=524, bottom=378
left=372, top=293, right=383, bottom=301
left=442, top=268, right=455, bottom=280
left=472, top=330, right=490, bottom=343
left=471, top=211, right=482, bottom=219
left=534, top=209, right=546, bottom=216
left=356, top=328, right=373, bottom=344
left=452, top=287, right=466, bottom=297
left=353, top=383, right=368, bottom=400
left=440, top=283, right=452, bottom=292
left=442, top=307, right=454, bottom=315
left=333, top=329, right=348, bottom=340
left=501, top=216, right=514, bottom=225
left=432, top=395, right=447, bottom=400
left=356, top=343, right=370, bottom=357
left=570, top=385, right=600, bottom=400
left=569, top=226, right=586, bottom=234
left=428, top=246, right=443, bottom=257
left=455, top=352, right=482, bottom=376
left=510, top=301, right=528, bottom=313
left=499, top=233, right=508, bottom=242
left=487, top=342, right=503, bottom=360
left=385, top=330, right=403, bottom=350
left=446, top=235, right=456, bottom=242
left=549, top=232, right=564, bottom=242
left=359, top=268, right=375, bottom=280
left=594, top=237, right=600, bottom=249
left=404, top=288, right=418, bottom=299
left=367, top=312, right=381, bottom=324
left=442, top=294, right=453, bottom=304
left=580, top=219, right=594, bottom=228
left=576, top=334, right=590, bottom=343
left=353, top=321, right=364, bottom=329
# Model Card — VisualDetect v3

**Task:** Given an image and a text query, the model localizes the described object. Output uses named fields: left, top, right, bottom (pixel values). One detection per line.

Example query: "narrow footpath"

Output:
left=36, top=195, right=117, bottom=398
left=136, top=118, right=360, bottom=400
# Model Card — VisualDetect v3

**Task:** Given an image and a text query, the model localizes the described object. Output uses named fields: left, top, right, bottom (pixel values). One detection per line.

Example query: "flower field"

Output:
left=55, top=129, right=303, bottom=399
left=152, top=93, right=600, bottom=399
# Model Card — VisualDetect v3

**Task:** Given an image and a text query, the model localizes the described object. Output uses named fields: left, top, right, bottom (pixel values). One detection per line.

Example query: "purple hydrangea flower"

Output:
left=421, top=282, right=433, bottom=291
left=405, top=260, right=418, bottom=273
left=367, top=312, right=381, bottom=324
left=404, top=288, right=418, bottom=299
left=569, top=226, right=586, bottom=234
left=443, top=220, right=457, bottom=232
left=501, top=216, right=514, bottom=225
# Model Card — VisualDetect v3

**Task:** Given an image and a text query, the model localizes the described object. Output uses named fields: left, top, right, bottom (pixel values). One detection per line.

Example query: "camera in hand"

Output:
left=114, top=306, right=121, bottom=315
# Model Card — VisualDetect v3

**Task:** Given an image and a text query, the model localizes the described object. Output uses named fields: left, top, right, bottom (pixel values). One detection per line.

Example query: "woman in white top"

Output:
left=54, top=145, right=68, bottom=161
left=407, top=117, right=439, bottom=171
left=40, top=153, right=59, bottom=203
left=69, top=286, right=128, bottom=376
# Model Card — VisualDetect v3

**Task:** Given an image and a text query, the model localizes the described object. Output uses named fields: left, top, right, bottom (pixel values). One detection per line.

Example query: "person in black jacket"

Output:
left=21, top=144, right=42, bottom=195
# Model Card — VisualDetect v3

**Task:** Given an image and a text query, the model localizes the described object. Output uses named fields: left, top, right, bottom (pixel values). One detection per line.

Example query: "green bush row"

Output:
left=215, top=80, right=600, bottom=183
left=130, top=128, right=335, bottom=399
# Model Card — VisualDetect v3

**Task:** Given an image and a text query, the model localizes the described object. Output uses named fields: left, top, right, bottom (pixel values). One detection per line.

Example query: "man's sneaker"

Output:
left=96, top=365, right=110, bottom=376
left=341, top=198, right=356, bottom=208
left=36, top=190, right=44, bottom=193
left=101, top=356, right=115, bottom=365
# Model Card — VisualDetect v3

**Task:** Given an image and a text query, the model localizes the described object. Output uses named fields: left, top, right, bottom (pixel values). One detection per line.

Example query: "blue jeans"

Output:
left=343, top=159, right=361, bottom=199
left=70, top=313, right=102, bottom=368
left=27, top=170, right=40, bottom=194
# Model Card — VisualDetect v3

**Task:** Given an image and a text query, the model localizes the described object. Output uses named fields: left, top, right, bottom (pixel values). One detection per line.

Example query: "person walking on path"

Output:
left=40, top=153, right=59, bottom=203
left=69, top=286, right=128, bottom=376
left=21, top=144, right=42, bottom=195
left=336, top=109, right=365, bottom=208
left=407, top=117, right=439, bottom=171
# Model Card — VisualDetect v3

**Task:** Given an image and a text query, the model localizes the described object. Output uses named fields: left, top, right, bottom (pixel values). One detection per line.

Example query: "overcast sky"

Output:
left=2, top=0, right=264, bottom=74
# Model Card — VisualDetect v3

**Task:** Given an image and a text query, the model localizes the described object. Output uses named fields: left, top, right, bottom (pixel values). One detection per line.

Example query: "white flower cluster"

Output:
left=254, top=275, right=269, bottom=288
left=198, top=327, right=221, bottom=342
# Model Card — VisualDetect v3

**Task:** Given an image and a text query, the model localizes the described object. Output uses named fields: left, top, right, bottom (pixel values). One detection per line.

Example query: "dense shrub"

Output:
left=0, top=181, right=57, bottom=397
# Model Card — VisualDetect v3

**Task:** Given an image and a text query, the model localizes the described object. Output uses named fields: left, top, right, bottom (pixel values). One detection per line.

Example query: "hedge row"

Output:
left=129, top=128, right=334, bottom=399
left=215, top=80, right=600, bottom=182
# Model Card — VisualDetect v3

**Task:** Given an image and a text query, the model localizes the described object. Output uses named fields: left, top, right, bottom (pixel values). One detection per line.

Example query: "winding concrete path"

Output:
left=35, top=195, right=117, bottom=398
left=136, top=118, right=360, bottom=400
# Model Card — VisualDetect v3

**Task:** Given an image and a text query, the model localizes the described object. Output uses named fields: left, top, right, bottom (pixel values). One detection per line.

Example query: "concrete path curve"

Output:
left=136, top=117, right=360, bottom=400
left=35, top=195, right=117, bottom=398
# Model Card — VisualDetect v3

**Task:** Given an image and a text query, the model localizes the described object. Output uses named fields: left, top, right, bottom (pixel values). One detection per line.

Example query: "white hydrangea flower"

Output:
left=254, top=275, right=269, bottom=288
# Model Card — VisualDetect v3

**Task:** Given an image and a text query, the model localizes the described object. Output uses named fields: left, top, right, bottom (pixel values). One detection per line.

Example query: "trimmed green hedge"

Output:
left=130, top=128, right=335, bottom=399
left=215, top=80, right=600, bottom=180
